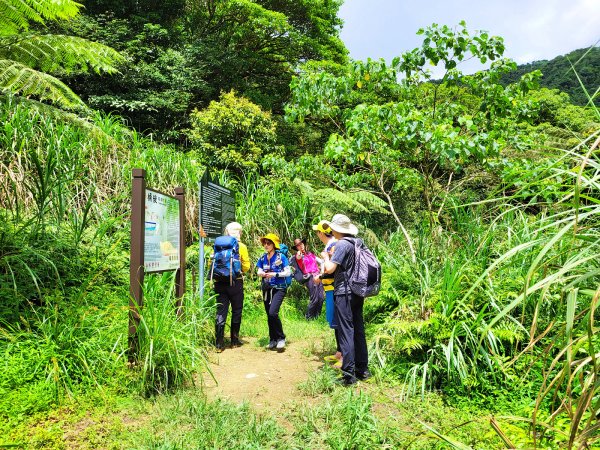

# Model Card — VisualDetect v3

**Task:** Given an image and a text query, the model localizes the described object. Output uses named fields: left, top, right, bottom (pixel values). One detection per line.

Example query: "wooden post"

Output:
left=129, top=168, right=146, bottom=362
left=174, top=187, right=185, bottom=316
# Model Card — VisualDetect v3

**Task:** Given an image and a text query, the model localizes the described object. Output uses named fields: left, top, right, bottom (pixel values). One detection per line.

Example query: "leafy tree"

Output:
left=60, top=0, right=347, bottom=140
left=0, top=0, right=122, bottom=110
left=527, top=88, right=599, bottom=134
left=62, top=15, right=207, bottom=138
left=287, top=22, right=541, bottom=262
left=187, top=90, right=279, bottom=174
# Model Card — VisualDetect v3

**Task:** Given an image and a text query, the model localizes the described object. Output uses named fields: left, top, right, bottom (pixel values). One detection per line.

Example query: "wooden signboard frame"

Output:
left=129, top=168, right=186, bottom=361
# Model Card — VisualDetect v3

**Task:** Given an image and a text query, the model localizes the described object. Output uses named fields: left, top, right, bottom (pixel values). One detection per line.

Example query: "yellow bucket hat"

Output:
left=260, top=233, right=280, bottom=249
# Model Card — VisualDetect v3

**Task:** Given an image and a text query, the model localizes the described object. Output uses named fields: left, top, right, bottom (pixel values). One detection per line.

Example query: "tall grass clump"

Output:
left=237, top=172, right=312, bottom=246
left=134, top=272, right=213, bottom=396
left=134, top=394, right=284, bottom=448
left=0, top=95, right=215, bottom=425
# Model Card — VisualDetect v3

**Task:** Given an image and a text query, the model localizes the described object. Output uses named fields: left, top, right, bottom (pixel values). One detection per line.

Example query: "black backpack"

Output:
left=342, top=237, right=381, bottom=297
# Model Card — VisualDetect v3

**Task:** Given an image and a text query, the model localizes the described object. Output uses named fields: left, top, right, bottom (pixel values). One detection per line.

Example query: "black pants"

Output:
left=334, top=292, right=368, bottom=381
left=215, top=279, right=244, bottom=328
left=305, top=277, right=325, bottom=319
left=263, top=286, right=286, bottom=341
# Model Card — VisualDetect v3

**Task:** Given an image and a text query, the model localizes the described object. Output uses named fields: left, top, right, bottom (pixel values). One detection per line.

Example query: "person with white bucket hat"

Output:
left=321, top=214, right=370, bottom=385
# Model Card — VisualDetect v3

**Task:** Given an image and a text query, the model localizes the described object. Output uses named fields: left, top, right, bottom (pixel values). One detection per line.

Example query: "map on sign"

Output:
left=199, top=175, right=236, bottom=239
left=144, top=189, right=180, bottom=272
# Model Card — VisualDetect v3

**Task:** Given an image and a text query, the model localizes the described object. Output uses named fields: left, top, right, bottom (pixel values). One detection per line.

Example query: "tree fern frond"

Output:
left=0, top=59, right=85, bottom=109
left=291, top=177, right=314, bottom=196
left=312, top=187, right=391, bottom=217
left=0, top=0, right=81, bottom=35
left=0, top=34, right=123, bottom=74
left=347, top=189, right=390, bottom=215
left=313, top=187, right=370, bottom=214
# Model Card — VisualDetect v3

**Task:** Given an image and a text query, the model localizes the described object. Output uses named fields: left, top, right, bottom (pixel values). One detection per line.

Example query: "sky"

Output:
left=338, top=0, right=600, bottom=73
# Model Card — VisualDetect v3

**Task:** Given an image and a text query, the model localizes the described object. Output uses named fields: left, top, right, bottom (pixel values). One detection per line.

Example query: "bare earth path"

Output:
left=202, top=337, right=323, bottom=411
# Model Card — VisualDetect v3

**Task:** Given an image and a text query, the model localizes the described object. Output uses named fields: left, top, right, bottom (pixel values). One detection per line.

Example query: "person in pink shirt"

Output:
left=292, top=237, right=324, bottom=319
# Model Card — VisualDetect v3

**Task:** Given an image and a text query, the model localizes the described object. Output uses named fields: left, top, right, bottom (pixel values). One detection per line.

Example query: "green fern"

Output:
left=291, top=177, right=315, bottom=196
left=347, top=189, right=390, bottom=215
left=313, top=187, right=390, bottom=216
left=0, top=0, right=81, bottom=35
left=0, top=60, right=84, bottom=108
left=0, top=0, right=122, bottom=109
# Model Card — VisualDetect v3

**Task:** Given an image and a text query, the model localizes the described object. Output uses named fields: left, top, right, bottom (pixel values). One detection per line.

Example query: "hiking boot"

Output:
left=230, top=322, right=243, bottom=348
left=231, top=337, right=244, bottom=348
left=267, top=340, right=277, bottom=350
left=276, top=339, right=286, bottom=350
left=335, top=375, right=357, bottom=386
left=215, top=324, right=225, bottom=352
left=356, top=370, right=372, bottom=381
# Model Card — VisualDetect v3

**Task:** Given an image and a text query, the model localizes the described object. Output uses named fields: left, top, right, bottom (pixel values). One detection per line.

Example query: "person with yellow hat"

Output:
left=313, top=220, right=342, bottom=365
left=256, top=233, right=291, bottom=350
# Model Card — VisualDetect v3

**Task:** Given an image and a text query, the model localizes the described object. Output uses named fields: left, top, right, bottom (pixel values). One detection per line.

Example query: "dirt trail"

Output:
left=202, top=337, right=323, bottom=411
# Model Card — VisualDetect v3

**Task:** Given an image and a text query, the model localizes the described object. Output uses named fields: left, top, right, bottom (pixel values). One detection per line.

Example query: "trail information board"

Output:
left=144, top=189, right=181, bottom=272
left=199, top=173, right=236, bottom=239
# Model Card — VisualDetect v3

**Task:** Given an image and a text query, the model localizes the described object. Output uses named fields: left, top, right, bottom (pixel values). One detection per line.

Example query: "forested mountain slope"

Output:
left=501, top=46, right=599, bottom=106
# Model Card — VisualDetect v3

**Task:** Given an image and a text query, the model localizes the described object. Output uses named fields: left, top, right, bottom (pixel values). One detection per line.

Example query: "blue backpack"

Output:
left=277, top=244, right=293, bottom=288
left=210, top=236, right=242, bottom=284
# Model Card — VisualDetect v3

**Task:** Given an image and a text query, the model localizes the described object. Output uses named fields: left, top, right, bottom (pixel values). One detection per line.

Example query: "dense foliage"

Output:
left=1, top=5, right=599, bottom=448
left=58, top=0, right=347, bottom=141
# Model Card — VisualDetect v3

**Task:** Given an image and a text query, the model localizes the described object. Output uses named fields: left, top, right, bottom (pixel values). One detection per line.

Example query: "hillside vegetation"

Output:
left=1, top=3, right=599, bottom=449
left=501, top=46, right=600, bottom=107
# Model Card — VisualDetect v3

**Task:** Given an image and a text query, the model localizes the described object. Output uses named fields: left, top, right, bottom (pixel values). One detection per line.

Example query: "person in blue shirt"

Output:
left=256, top=233, right=291, bottom=351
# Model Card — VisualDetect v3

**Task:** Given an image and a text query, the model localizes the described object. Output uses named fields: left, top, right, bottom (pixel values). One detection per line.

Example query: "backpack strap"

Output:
left=229, top=249, right=233, bottom=286
left=340, top=237, right=357, bottom=296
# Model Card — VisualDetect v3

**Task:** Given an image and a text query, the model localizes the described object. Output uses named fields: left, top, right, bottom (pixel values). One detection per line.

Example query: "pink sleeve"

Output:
left=303, top=253, right=319, bottom=274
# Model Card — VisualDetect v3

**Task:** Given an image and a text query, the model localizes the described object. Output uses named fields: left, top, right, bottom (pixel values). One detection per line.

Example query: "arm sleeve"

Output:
left=256, top=254, right=265, bottom=275
left=239, top=243, right=251, bottom=273
left=278, top=255, right=291, bottom=277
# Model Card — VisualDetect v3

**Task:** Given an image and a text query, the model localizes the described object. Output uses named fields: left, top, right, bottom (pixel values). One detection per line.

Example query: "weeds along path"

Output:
left=201, top=336, right=323, bottom=412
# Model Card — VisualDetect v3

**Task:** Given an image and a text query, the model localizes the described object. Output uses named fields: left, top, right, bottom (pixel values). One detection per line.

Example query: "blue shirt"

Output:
left=256, top=251, right=290, bottom=288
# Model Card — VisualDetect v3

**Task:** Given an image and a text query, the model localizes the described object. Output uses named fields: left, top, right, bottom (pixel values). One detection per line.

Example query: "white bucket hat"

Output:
left=323, top=214, right=358, bottom=236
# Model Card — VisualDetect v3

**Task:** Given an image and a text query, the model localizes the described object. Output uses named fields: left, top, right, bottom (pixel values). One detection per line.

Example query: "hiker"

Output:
left=256, top=233, right=291, bottom=351
left=321, top=214, right=370, bottom=385
left=292, top=237, right=324, bottom=319
left=214, top=222, right=250, bottom=351
left=312, top=221, right=342, bottom=365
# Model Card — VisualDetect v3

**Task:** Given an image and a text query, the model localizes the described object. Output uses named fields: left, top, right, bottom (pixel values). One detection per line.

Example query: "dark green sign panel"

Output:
left=199, top=172, right=236, bottom=239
